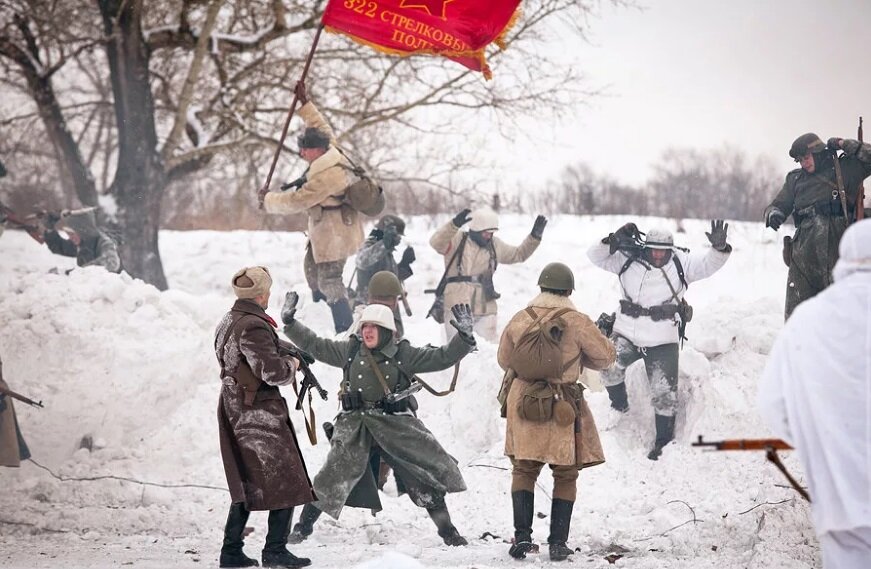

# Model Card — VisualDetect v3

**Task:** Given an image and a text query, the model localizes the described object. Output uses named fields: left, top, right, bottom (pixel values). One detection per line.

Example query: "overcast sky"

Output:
left=491, top=0, right=871, bottom=189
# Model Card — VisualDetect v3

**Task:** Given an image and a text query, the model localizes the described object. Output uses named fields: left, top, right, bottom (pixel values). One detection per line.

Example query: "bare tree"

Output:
left=0, top=0, right=605, bottom=289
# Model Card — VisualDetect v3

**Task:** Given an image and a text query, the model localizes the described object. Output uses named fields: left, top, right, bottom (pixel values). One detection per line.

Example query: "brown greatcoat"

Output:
left=429, top=220, right=541, bottom=317
left=0, top=357, right=31, bottom=468
left=263, top=102, right=364, bottom=264
left=499, top=293, right=616, bottom=467
left=215, top=299, right=316, bottom=511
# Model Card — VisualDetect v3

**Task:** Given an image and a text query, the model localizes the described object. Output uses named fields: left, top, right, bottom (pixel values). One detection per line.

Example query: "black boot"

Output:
left=287, top=504, right=321, bottom=545
left=328, top=299, right=354, bottom=333
left=547, top=499, right=575, bottom=562
left=647, top=414, right=676, bottom=461
left=262, top=509, right=310, bottom=568
left=605, top=383, right=629, bottom=412
left=220, top=503, right=259, bottom=568
left=427, top=506, right=468, bottom=546
left=508, top=490, right=537, bottom=559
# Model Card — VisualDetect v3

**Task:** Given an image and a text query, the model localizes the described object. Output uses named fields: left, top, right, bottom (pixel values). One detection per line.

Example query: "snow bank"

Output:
left=0, top=216, right=817, bottom=568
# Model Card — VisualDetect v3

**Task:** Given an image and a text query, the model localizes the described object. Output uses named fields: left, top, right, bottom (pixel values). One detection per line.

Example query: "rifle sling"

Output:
left=831, top=157, right=850, bottom=223
left=290, top=373, right=318, bottom=446
left=364, top=349, right=460, bottom=399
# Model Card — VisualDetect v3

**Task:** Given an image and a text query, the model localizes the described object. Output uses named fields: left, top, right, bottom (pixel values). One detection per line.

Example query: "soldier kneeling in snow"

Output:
left=587, top=222, right=731, bottom=460
left=281, top=294, right=475, bottom=546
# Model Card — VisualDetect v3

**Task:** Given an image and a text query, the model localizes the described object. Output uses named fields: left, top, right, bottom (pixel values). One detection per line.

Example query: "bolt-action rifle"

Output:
left=0, top=203, right=45, bottom=244
left=857, top=116, right=865, bottom=221
left=693, top=436, right=809, bottom=502
left=0, top=384, right=44, bottom=409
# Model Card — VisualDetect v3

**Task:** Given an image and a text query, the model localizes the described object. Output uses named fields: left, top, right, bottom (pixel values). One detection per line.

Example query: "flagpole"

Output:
left=259, top=24, right=325, bottom=198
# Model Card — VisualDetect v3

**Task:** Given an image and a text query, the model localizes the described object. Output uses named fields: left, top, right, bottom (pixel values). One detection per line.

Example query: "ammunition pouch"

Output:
left=516, top=380, right=555, bottom=422
left=793, top=199, right=850, bottom=226
left=340, top=390, right=418, bottom=414
left=427, top=294, right=446, bottom=324
left=340, top=390, right=363, bottom=411
left=782, top=236, right=793, bottom=267
left=678, top=299, right=693, bottom=323
left=619, top=299, right=678, bottom=321
left=480, top=272, right=501, bottom=301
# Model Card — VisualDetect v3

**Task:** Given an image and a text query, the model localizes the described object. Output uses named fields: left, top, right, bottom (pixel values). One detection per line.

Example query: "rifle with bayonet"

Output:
left=693, top=436, right=809, bottom=501
left=857, top=116, right=865, bottom=221
left=0, top=383, right=44, bottom=409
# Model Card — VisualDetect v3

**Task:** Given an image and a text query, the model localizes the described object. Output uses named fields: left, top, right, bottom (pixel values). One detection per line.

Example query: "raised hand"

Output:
left=281, top=291, right=299, bottom=325
left=400, top=246, right=416, bottom=266
left=452, top=208, right=472, bottom=228
left=449, top=303, right=475, bottom=338
left=530, top=215, right=547, bottom=240
left=294, top=80, right=308, bottom=105
left=705, top=219, right=729, bottom=251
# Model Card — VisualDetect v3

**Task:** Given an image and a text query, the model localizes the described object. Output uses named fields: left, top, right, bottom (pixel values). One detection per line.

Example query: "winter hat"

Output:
left=232, top=266, right=273, bottom=299
left=62, top=210, right=99, bottom=237
left=833, top=219, right=871, bottom=282
left=297, top=127, right=330, bottom=150
left=359, top=304, right=396, bottom=331
left=644, top=228, right=674, bottom=249
left=789, top=133, right=826, bottom=160
left=468, top=208, right=499, bottom=232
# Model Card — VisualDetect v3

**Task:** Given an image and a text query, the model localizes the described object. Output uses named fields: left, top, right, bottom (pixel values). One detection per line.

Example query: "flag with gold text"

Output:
left=322, top=0, right=522, bottom=79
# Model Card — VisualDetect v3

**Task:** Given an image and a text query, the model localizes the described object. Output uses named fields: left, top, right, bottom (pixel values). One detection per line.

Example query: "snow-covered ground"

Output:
left=0, top=215, right=817, bottom=568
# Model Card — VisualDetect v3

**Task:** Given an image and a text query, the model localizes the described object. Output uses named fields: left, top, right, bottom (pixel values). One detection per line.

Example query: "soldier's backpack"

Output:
left=336, top=149, right=385, bottom=217
left=506, top=307, right=580, bottom=381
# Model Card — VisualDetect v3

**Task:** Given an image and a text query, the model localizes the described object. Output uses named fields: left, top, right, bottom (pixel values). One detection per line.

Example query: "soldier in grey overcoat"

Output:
left=280, top=295, right=476, bottom=546
left=215, top=266, right=315, bottom=569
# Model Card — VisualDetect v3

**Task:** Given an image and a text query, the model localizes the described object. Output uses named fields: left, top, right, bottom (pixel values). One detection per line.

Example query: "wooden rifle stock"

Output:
left=692, top=436, right=792, bottom=451
left=0, top=204, right=45, bottom=244
left=0, top=384, right=44, bottom=409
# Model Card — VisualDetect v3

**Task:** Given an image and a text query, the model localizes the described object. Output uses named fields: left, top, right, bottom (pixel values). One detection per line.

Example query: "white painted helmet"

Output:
left=644, top=228, right=674, bottom=249
left=468, top=208, right=499, bottom=232
left=359, top=304, right=396, bottom=331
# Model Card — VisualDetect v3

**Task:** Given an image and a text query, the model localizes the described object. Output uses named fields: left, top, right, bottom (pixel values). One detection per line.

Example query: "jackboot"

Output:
left=605, top=382, right=629, bottom=412
left=220, top=502, right=259, bottom=568
left=647, top=414, right=676, bottom=461
left=328, top=299, right=354, bottom=333
left=287, top=504, right=322, bottom=545
left=262, top=508, right=310, bottom=568
left=508, top=490, right=537, bottom=559
left=547, top=499, right=575, bottom=562
left=427, top=505, right=468, bottom=546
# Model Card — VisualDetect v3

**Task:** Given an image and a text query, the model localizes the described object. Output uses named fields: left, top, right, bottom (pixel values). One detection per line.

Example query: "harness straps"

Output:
left=357, top=343, right=461, bottom=400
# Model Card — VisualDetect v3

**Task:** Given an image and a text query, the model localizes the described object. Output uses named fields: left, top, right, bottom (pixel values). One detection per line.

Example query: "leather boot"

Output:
left=287, top=504, right=322, bottom=545
left=220, top=502, right=258, bottom=568
left=262, top=509, right=310, bottom=568
left=547, top=499, right=575, bottom=561
left=328, top=299, right=354, bottom=333
left=508, top=490, right=537, bottom=559
left=427, top=505, right=468, bottom=546
left=647, top=414, right=676, bottom=460
left=605, top=383, right=629, bottom=412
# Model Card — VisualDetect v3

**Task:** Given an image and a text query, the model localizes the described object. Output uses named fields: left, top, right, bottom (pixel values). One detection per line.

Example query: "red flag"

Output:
left=322, top=0, right=521, bottom=79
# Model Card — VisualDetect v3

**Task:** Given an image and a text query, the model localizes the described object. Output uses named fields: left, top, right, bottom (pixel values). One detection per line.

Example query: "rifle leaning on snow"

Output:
left=278, top=340, right=327, bottom=445
left=0, top=384, right=44, bottom=409
left=693, top=436, right=810, bottom=502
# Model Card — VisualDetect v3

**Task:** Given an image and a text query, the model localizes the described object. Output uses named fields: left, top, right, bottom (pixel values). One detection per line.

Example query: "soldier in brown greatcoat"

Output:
left=215, top=266, right=316, bottom=569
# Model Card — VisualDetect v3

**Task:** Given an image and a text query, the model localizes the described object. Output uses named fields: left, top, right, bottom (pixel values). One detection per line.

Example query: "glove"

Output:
left=827, top=137, right=842, bottom=152
left=368, top=228, right=384, bottom=241
left=449, top=303, right=475, bottom=339
left=281, top=291, right=299, bottom=325
left=705, top=219, right=729, bottom=251
left=605, top=222, right=641, bottom=254
left=400, top=246, right=416, bottom=266
left=452, top=208, right=472, bottom=228
left=382, top=225, right=401, bottom=250
left=530, top=215, right=547, bottom=240
left=595, top=312, right=615, bottom=336
left=765, top=208, right=785, bottom=231
left=294, top=80, right=308, bottom=105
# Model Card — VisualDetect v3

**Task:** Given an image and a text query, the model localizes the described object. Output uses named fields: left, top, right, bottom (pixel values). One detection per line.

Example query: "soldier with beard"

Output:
left=587, top=222, right=731, bottom=460
left=765, top=133, right=871, bottom=318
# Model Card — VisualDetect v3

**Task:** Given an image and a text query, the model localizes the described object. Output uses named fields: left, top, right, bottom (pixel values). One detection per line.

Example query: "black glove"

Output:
left=705, top=219, right=729, bottom=251
left=294, top=80, right=308, bottom=105
left=368, top=228, right=384, bottom=241
left=382, top=226, right=401, bottom=250
left=530, top=215, right=547, bottom=240
left=827, top=137, right=842, bottom=152
left=452, top=208, right=472, bottom=228
left=766, top=208, right=785, bottom=231
left=281, top=291, right=299, bottom=325
left=595, top=312, right=615, bottom=336
left=449, top=303, right=475, bottom=339
left=400, top=246, right=416, bottom=266
left=605, top=222, right=641, bottom=254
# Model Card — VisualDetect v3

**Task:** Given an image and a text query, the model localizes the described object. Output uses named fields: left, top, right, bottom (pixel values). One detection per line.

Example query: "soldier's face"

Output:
left=644, top=248, right=671, bottom=268
left=361, top=323, right=380, bottom=348
left=299, top=147, right=326, bottom=163
left=798, top=153, right=815, bottom=173
left=481, top=231, right=494, bottom=241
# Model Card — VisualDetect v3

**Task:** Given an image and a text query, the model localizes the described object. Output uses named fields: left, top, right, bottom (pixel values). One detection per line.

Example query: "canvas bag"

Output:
left=336, top=148, right=385, bottom=217
left=506, top=307, right=578, bottom=380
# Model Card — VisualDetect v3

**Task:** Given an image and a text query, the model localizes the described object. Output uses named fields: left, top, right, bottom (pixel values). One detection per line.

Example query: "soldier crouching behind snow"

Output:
left=280, top=293, right=476, bottom=546
left=498, top=262, right=616, bottom=562
left=215, top=266, right=316, bottom=569
left=588, top=222, right=731, bottom=460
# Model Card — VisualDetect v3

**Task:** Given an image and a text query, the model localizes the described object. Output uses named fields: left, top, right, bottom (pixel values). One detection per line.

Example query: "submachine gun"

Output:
left=278, top=340, right=327, bottom=445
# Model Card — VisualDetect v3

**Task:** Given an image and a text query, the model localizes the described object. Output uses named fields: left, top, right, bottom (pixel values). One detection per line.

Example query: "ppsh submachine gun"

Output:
left=278, top=340, right=327, bottom=445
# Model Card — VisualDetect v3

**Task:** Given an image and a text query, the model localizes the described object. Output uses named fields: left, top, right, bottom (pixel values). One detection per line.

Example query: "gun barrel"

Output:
left=692, top=436, right=792, bottom=451
left=0, top=385, right=44, bottom=408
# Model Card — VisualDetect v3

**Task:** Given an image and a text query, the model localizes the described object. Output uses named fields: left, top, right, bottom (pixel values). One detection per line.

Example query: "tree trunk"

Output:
left=99, top=0, right=168, bottom=290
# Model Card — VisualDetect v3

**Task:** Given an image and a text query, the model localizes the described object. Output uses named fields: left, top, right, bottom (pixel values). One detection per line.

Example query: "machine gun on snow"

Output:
left=693, top=436, right=809, bottom=502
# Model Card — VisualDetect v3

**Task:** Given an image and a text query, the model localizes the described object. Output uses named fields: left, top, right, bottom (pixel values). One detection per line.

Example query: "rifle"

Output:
left=426, top=234, right=467, bottom=323
left=0, top=203, right=45, bottom=244
left=0, top=384, right=44, bottom=409
left=857, top=116, right=865, bottom=221
left=693, top=436, right=809, bottom=502
left=280, top=175, right=306, bottom=191
left=277, top=341, right=327, bottom=407
left=399, top=283, right=413, bottom=317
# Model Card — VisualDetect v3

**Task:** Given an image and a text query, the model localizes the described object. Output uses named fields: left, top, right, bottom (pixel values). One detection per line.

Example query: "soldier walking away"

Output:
left=280, top=293, right=475, bottom=546
left=258, top=81, right=364, bottom=334
left=588, top=222, right=731, bottom=460
left=215, top=266, right=316, bottom=568
left=353, top=214, right=415, bottom=307
left=429, top=207, right=545, bottom=342
left=764, top=133, right=871, bottom=319
left=498, top=263, right=616, bottom=561
left=758, top=219, right=871, bottom=569
left=43, top=209, right=121, bottom=273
